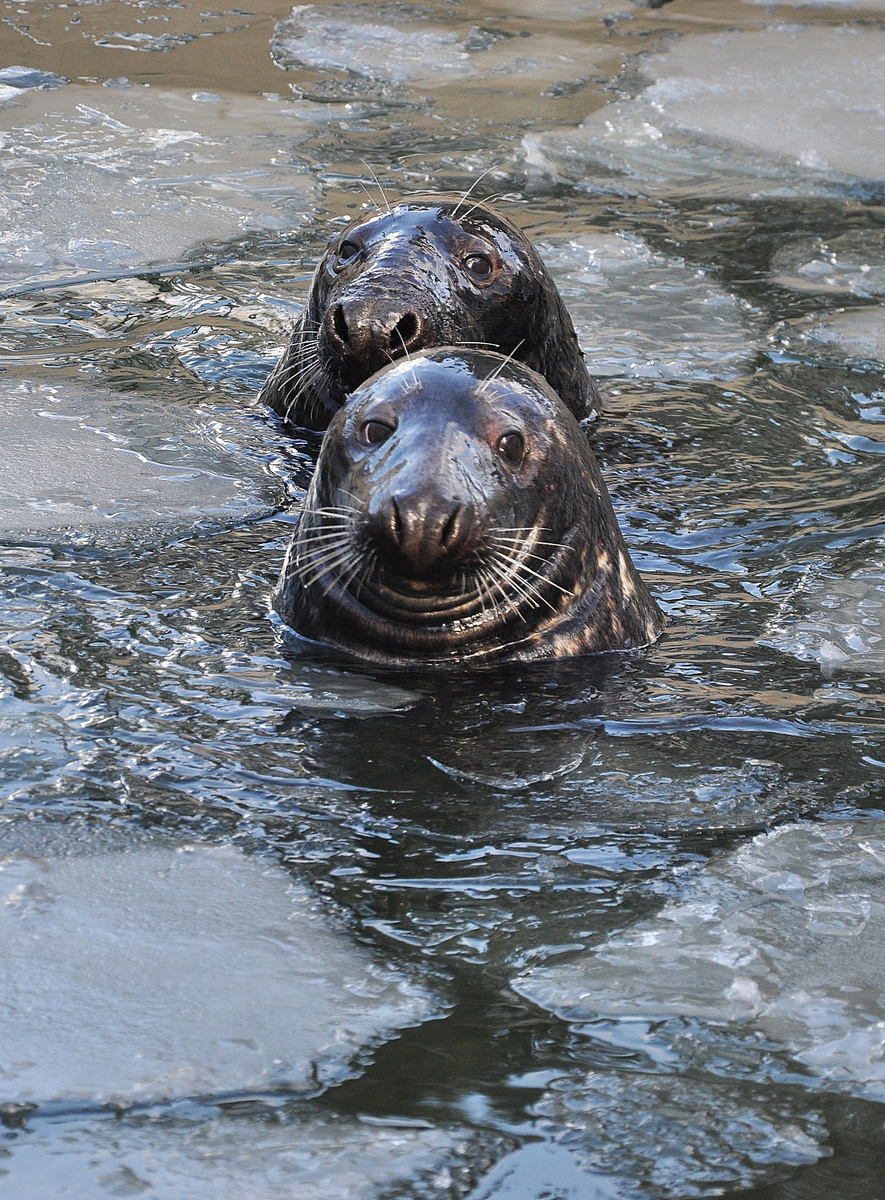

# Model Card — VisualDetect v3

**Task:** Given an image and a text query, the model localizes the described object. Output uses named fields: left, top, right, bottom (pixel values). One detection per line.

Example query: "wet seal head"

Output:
left=258, top=198, right=600, bottom=431
left=274, top=348, right=662, bottom=666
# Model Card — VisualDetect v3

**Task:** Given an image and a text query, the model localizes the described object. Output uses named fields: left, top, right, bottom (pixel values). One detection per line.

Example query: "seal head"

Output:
left=274, top=349, right=661, bottom=665
left=259, top=200, right=599, bottom=430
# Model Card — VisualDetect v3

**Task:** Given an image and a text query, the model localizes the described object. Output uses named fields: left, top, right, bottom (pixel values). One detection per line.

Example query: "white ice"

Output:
left=524, top=27, right=885, bottom=199
left=516, top=820, right=885, bottom=1101
left=0, top=84, right=319, bottom=285
left=0, top=1108, right=485, bottom=1200
left=0, top=381, right=279, bottom=543
left=776, top=306, right=885, bottom=367
left=762, top=557, right=885, bottom=673
left=0, top=823, right=439, bottom=1106
left=541, top=232, right=755, bottom=380
left=772, top=232, right=885, bottom=298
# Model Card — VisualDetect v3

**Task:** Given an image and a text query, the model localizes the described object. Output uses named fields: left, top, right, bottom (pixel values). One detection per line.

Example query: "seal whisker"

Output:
left=489, top=549, right=573, bottom=600
left=359, top=159, right=391, bottom=215
left=451, top=166, right=499, bottom=218
left=485, top=552, right=548, bottom=612
left=481, top=339, right=526, bottom=387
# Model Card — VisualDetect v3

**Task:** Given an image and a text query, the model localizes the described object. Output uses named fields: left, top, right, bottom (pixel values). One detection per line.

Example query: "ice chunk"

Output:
left=0, top=65, right=66, bottom=89
left=772, top=232, right=885, bottom=298
left=524, top=27, right=885, bottom=199
left=516, top=820, right=885, bottom=1099
left=273, top=6, right=471, bottom=83
left=530, top=1071, right=826, bottom=1198
left=0, top=84, right=317, bottom=286
left=540, top=233, right=755, bottom=380
left=0, top=380, right=280, bottom=544
left=0, top=823, right=439, bottom=1106
left=762, top=557, right=885, bottom=673
left=776, top=306, right=885, bottom=368
left=0, top=1106, right=494, bottom=1200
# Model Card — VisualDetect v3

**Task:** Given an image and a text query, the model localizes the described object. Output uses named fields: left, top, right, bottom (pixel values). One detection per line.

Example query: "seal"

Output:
left=258, top=198, right=600, bottom=430
left=274, top=348, right=662, bottom=666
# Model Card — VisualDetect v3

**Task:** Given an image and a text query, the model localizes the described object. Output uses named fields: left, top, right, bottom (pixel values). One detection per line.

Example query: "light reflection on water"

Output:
left=2, top=0, right=885, bottom=1195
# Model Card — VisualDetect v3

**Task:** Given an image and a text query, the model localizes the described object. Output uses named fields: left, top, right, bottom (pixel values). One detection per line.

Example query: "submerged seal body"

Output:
left=259, top=199, right=599, bottom=430
left=275, top=349, right=661, bottom=666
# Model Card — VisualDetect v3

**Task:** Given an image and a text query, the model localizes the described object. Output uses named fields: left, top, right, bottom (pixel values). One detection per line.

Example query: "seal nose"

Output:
left=325, top=301, right=424, bottom=368
left=373, top=492, right=476, bottom=575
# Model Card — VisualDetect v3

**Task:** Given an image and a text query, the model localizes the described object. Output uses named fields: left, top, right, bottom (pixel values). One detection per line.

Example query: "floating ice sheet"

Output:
left=516, top=820, right=885, bottom=1100
left=772, top=232, right=885, bottom=298
left=0, top=1106, right=498, bottom=1200
left=0, top=821, right=439, bottom=1106
left=776, top=305, right=885, bottom=368
left=0, top=381, right=280, bottom=543
left=272, top=4, right=617, bottom=103
left=0, top=84, right=318, bottom=286
left=540, top=233, right=755, bottom=380
left=524, top=27, right=885, bottom=199
left=762, top=556, right=885, bottom=673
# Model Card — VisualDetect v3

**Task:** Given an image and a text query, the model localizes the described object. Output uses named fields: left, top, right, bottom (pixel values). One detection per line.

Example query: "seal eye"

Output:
left=497, top=430, right=525, bottom=466
left=463, top=253, right=494, bottom=282
left=361, top=419, right=395, bottom=446
left=335, top=240, right=361, bottom=267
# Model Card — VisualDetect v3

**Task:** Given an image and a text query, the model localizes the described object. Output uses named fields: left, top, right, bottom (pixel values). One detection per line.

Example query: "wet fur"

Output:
left=259, top=199, right=600, bottom=430
left=275, top=349, right=661, bottom=666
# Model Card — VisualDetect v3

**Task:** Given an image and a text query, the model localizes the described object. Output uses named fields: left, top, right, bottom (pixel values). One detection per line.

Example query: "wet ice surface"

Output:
left=772, top=231, right=885, bottom=298
left=777, top=305, right=885, bottom=367
left=0, top=1108, right=497, bottom=1200
left=541, top=233, right=756, bottom=380
left=762, top=553, right=885, bottom=673
left=511, top=821, right=885, bottom=1194
left=517, top=821, right=885, bottom=1098
left=0, top=380, right=281, bottom=542
left=0, top=821, right=439, bottom=1105
left=525, top=27, right=885, bottom=199
left=0, top=84, right=318, bottom=285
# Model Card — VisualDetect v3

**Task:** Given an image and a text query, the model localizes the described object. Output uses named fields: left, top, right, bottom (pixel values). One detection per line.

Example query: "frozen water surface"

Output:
left=772, top=231, right=885, bottom=298
left=541, top=233, right=756, bottom=380
left=0, top=84, right=318, bottom=285
left=0, top=820, right=439, bottom=1105
left=0, top=1107, right=497, bottom=1200
left=525, top=27, right=885, bottom=199
left=517, top=821, right=885, bottom=1098
left=777, top=305, right=885, bottom=367
left=0, top=380, right=281, bottom=543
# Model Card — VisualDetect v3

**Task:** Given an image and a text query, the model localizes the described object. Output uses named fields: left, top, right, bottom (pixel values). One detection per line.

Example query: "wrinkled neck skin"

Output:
left=274, top=373, right=661, bottom=667
left=258, top=200, right=599, bottom=431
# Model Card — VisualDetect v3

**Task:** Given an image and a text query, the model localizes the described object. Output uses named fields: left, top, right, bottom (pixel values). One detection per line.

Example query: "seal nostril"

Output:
left=440, top=505, right=462, bottom=550
left=392, top=311, right=421, bottom=351
left=389, top=496, right=402, bottom=546
left=332, top=305, right=349, bottom=345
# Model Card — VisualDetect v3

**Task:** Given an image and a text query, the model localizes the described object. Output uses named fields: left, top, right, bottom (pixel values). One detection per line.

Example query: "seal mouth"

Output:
left=287, top=511, right=580, bottom=651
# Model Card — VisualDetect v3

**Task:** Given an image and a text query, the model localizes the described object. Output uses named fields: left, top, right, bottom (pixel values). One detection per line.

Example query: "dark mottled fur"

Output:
left=259, top=199, right=600, bottom=430
left=275, top=349, right=661, bottom=666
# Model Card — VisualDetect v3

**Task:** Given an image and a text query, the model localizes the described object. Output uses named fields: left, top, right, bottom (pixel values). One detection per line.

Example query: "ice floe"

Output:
left=540, top=232, right=756, bottom=380
left=776, top=305, right=885, bottom=367
left=772, top=231, right=885, bottom=298
left=0, top=84, right=318, bottom=286
left=517, top=820, right=885, bottom=1100
left=0, top=381, right=281, bottom=544
left=762, top=554, right=885, bottom=673
left=0, top=821, right=439, bottom=1106
left=524, top=27, right=885, bottom=199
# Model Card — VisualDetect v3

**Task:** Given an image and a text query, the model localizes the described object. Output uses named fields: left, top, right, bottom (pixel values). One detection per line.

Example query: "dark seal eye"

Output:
left=335, top=239, right=361, bottom=268
left=463, top=252, right=494, bottom=282
left=361, top=419, right=395, bottom=446
left=497, top=430, right=525, bottom=466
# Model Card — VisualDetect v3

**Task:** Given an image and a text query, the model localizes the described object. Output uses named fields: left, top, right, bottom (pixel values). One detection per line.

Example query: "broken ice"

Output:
left=524, top=27, right=885, bottom=199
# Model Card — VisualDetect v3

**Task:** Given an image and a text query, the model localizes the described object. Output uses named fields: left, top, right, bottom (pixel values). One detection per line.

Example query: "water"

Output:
left=1, top=0, right=885, bottom=1195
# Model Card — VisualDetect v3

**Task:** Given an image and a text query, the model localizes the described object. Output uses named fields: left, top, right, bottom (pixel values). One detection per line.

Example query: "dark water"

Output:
left=2, top=1, right=885, bottom=1196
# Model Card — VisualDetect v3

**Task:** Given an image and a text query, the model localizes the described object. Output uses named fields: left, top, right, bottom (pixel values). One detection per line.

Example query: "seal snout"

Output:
left=325, top=299, right=425, bottom=371
left=369, top=489, right=478, bottom=577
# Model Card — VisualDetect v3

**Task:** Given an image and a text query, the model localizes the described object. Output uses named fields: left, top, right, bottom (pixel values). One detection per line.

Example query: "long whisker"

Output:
left=359, top=159, right=391, bottom=215
left=451, top=165, right=499, bottom=218
left=482, top=339, right=526, bottom=387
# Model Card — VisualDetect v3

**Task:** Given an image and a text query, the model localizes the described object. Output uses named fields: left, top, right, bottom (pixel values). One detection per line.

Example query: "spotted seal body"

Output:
left=259, top=199, right=600, bottom=430
left=274, top=349, right=661, bottom=666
